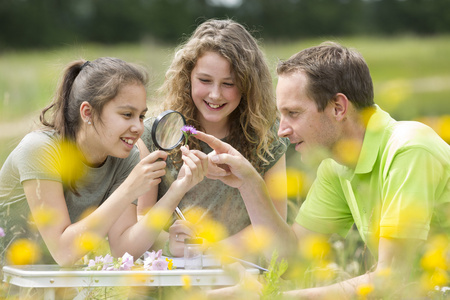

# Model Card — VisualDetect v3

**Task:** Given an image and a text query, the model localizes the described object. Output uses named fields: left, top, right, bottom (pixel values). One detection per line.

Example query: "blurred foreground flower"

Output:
left=266, top=168, right=308, bottom=200
left=420, top=268, right=449, bottom=291
left=332, top=138, right=361, bottom=167
left=242, top=225, right=273, bottom=254
left=0, top=227, right=4, bottom=237
left=42, top=140, right=86, bottom=184
left=421, top=234, right=449, bottom=271
left=6, top=239, right=41, bottom=265
left=29, top=205, right=60, bottom=229
left=195, top=215, right=228, bottom=244
left=356, top=283, right=374, bottom=299
left=75, top=231, right=103, bottom=254
left=145, top=207, right=172, bottom=231
left=300, top=234, right=331, bottom=261
left=182, top=274, right=191, bottom=290
left=437, top=115, right=450, bottom=143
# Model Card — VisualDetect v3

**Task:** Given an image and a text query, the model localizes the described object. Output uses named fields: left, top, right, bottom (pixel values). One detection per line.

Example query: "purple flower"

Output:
left=120, top=252, right=134, bottom=270
left=0, top=227, right=5, bottom=237
left=83, top=249, right=171, bottom=272
left=143, top=250, right=170, bottom=271
left=181, top=125, right=198, bottom=145
left=149, top=259, right=169, bottom=271
left=87, top=255, right=112, bottom=271
left=143, top=249, right=162, bottom=262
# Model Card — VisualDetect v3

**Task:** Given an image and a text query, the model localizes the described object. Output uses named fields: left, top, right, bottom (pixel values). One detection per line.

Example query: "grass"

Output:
left=1, top=35, right=450, bottom=121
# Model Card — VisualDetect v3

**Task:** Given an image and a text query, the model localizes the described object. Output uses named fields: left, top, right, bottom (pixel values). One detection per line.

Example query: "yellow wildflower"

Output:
left=29, top=205, right=60, bottom=229
left=145, top=207, right=171, bottom=230
left=181, top=274, right=191, bottom=290
left=357, top=283, right=374, bottom=299
left=184, top=207, right=206, bottom=224
left=43, top=140, right=86, bottom=184
left=6, top=239, right=41, bottom=265
left=332, top=138, right=361, bottom=166
left=300, top=234, right=331, bottom=261
left=196, top=218, right=228, bottom=243
left=74, top=231, right=102, bottom=254
left=437, top=115, right=450, bottom=143
left=166, top=257, right=174, bottom=270
left=242, top=225, right=273, bottom=254
left=420, top=269, right=449, bottom=291
left=421, top=248, right=447, bottom=271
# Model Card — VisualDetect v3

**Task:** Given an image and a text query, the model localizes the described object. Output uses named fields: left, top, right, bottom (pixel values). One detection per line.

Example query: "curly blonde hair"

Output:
left=160, top=19, right=278, bottom=171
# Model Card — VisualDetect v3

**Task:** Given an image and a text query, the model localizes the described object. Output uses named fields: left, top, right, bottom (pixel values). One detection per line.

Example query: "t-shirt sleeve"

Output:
left=379, top=147, right=441, bottom=240
left=15, top=132, right=63, bottom=184
left=296, top=160, right=354, bottom=237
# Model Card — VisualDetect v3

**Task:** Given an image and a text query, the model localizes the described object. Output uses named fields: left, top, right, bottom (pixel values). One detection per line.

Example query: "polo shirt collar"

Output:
left=354, top=105, right=393, bottom=174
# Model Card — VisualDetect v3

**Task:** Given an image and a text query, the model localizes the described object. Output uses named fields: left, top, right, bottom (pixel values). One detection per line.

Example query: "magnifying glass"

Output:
left=151, top=110, right=186, bottom=151
left=151, top=110, right=188, bottom=221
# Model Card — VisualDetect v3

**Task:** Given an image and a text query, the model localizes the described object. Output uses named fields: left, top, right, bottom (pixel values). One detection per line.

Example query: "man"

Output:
left=195, top=42, right=450, bottom=298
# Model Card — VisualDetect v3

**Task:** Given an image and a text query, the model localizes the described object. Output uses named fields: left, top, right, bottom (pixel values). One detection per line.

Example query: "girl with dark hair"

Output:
left=0, top=57, right=207, bottom=268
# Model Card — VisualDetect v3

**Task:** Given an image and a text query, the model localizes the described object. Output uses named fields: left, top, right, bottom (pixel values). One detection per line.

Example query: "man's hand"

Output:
left=194, top=131, right=260, bottom=188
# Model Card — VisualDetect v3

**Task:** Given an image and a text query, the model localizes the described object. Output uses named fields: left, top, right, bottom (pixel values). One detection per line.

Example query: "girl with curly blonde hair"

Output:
left=138, top=19, right=288, bottom=257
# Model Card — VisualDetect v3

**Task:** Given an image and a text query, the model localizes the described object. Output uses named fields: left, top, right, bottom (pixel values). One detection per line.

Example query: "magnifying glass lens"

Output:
left=152, top=110, right=186, bottom=151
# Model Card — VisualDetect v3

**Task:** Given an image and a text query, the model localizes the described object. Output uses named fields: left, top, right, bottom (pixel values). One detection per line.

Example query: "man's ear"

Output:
left=331, top=93, right=349, bottom=121
left=80, top=101, right=93, bottom=123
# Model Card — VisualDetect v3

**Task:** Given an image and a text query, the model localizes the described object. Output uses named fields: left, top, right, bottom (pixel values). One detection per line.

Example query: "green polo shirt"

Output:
left=296, top=106, right=450, bottom=256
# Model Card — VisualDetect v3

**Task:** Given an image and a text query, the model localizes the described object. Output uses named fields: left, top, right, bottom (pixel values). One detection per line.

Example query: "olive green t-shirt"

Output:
left=0, top=130, right=140, bottom=265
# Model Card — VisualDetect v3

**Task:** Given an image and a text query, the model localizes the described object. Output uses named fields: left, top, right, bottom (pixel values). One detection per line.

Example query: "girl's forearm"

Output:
left=108, top=183, right=187, bottom=259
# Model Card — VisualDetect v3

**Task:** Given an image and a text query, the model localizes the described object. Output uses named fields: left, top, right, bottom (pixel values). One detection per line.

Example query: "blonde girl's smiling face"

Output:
left=85, top=83, right=147, bottom=165
left=190, top=51, right=242, bottom=137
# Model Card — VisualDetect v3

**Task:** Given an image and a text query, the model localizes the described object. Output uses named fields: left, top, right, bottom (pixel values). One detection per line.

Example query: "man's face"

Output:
left=276, top=71, right=339, bottom=162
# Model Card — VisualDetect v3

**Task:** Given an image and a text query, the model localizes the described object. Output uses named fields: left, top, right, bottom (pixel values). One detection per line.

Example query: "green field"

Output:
left=1, top=35, right=450, bottom=166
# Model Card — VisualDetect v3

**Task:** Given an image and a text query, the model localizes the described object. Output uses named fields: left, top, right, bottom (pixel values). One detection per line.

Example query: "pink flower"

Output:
left=143, top=250, right=170, bottom=271
left=181, top=125, right=198, bottom=145
left=0, top=227, right=5, bottom=237
left=120, top=252, right=134, bottom=270
left=88, top=255, right=113, bottom=271
left=149, top=259, right=169, bottom=271
left=144, top=249, right=162, bottom=262
left=84, top=249, right=171, bottom=271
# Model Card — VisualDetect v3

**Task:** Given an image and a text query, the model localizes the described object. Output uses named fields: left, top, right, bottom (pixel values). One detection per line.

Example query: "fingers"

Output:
left=180, top=146, right=208, bottom=180
left=207, top=161, right=230, bottom=177
left=209, top=153, right=236, bottom=169
left=190, top=149, right=209, bottom=172
left=168, top=220, right=196, bottom=256
left=193, top=131, right=232, bottom=154
left=141, top=150, right=168, bottom=164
